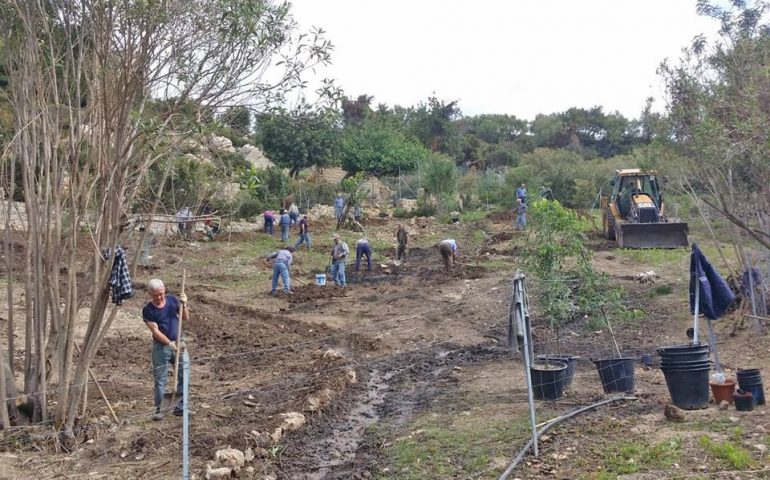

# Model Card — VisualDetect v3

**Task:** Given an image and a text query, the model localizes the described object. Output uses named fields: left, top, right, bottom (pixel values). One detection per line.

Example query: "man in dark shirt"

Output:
left=143, top=278, right=188, bottom=420
left=294, top=215, right=311, bottom=250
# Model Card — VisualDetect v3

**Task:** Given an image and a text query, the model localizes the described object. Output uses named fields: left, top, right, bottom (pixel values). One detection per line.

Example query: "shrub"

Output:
left=393, top=207, right=414, bottom=218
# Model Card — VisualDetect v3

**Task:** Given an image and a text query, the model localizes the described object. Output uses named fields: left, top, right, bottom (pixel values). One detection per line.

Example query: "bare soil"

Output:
left=1, top=214, right=769, bottom=480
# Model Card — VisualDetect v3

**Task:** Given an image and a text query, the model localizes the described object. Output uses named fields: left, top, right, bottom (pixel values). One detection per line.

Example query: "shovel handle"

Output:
left=171, top=268, right=186, bottom=394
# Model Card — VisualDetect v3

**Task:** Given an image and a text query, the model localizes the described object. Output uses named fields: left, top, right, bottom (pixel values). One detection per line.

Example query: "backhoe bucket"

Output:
left=616, top=222, right=689, bottom=249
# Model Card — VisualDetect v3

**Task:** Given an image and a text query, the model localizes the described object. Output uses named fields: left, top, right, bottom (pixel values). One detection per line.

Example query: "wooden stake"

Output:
left=74, top=343, right=118, bottom=422
left=171, top=269, right=186, bottom=395
left=600, top=306, right=622, bottom=358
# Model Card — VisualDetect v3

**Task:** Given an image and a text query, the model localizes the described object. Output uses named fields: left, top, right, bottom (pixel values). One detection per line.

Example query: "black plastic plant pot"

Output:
left=530, top=360, right=568, bottom=401
left=734, top=390, right=755, bottom=411
left=657, top=344, right=710, bottom=362
left=537, top=355, right=579, bottom=388
left=657, top=343, right=709, bottom=355
left=737, top=368, right=765, bottom=406
left=593, top=357, right=636, bottom=393
left=661, top=366, right=710, bottom=410
left=660, top=359, right=712, bottom=369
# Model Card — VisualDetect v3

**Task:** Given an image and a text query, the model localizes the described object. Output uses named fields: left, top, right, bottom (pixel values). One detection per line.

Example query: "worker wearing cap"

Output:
left=355, top=237, right=372, bottom=272
left=331, top=234, right=349, bottom=287
left=266, top=246, right=295, bottom=294
left=439, top=239, right=458, bottom=271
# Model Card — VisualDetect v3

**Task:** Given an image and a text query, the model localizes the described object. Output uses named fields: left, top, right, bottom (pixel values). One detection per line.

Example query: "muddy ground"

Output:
left=1, top=214, right=769, bottom=479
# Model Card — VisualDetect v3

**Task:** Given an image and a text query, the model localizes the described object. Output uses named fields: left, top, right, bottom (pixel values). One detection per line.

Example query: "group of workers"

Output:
left=264, top=223, right=418, bottom=294
left=143, top=185, right=553, bottom=422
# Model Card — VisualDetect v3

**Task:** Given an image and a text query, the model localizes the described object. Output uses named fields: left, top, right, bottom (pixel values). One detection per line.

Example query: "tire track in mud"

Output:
left=281, top=343, right=509, bottom=479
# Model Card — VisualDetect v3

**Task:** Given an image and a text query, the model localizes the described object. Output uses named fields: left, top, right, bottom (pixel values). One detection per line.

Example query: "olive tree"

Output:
left=0, top=0, right=332, bottom=445
left=660, top=0, right=770, bottom=249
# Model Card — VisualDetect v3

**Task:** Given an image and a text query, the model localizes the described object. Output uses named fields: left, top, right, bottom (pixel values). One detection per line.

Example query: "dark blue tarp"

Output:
left=689, top=243, right=736, bottom=320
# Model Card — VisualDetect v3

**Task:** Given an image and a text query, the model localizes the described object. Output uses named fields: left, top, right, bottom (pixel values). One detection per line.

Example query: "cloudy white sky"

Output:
left=289, top=0, right=719, bottom=120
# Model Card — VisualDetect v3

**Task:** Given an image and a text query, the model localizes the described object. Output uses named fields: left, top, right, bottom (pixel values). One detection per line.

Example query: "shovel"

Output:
left=165, top=269, right=186, bottom=408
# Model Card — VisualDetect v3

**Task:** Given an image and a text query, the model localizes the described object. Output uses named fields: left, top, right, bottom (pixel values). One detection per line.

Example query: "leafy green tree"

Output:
left=531, top=113, right=567, bottom=149
left=257, top=106, right=340, bottom=177
left=220, top=106, right=252, bottom=136
left=421, top=153, right=458, bottom=201
left=511, top=148, right=584, bottom=207
left=340, top=117, right=430, bottom=176
left=458, top=114, right=528, bottom=144
left=403, top=96, right=462, bottom=157
left=341, top=94, right=373, bottom=126
left=659, top=0, right=770, bottom=248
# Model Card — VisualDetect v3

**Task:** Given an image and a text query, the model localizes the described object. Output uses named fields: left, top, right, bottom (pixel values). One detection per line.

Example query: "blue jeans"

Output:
left=152, top=342, right=185, bottom=410
left=517, top=213, right=526, bottom=230
left=331, top=260, right=347, bottom=286
left=280, top=224, right=289, bottom=241
left=355, top=244, right=372, bottom=271
left=272, top=261, right=291, bottom=292
left=295, top=233, right=311, bottom=250
left=335, top=206, right=343, bottom=220
left=264, top=219, right=273, bottom=234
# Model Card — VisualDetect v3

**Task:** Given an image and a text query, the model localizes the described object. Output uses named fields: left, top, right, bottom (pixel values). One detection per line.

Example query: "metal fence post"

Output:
left=513, top=271, right=538, bottom=457
left=182, top=349, right=190, bottom=480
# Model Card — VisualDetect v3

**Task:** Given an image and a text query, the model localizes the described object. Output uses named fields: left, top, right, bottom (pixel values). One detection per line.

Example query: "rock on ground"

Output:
left=214, top=447, right=245, bottom=472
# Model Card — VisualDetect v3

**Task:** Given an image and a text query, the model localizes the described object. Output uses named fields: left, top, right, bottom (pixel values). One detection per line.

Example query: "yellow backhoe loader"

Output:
left=601, top=169, right=688, bottom=248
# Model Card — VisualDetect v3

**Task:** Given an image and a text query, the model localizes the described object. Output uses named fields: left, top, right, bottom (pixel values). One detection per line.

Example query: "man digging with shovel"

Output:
left=143, top=278, right=188, bottom=420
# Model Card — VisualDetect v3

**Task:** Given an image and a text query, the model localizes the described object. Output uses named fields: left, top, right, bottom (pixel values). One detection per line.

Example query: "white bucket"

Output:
left=315, top=274, right=326, bottom=286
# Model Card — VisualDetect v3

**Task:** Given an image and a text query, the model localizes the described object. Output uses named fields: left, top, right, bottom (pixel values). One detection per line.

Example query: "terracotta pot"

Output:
left=709, top=379, right=736, bottom=404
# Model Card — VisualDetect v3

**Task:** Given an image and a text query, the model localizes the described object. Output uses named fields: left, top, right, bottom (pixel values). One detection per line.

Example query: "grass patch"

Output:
left=471, top=229, right=487, bottom=246
left=460, top=210, right=489, bottom=223
left=586, top=437, right=682, bottom=478
left=614, top=248, right=685, bottom=266
left=377, top=411, right=531, bottom=479
left=677, top=415, right=736, bottom=434
left=653, top=283, right=673, bottom=295
left=699, top=436, right=755, bottom=469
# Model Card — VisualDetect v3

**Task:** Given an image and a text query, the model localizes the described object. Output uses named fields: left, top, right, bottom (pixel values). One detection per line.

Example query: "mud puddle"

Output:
left=283, top=344, right=508, bottom=479
left=298, top=367, right=397, bottom=480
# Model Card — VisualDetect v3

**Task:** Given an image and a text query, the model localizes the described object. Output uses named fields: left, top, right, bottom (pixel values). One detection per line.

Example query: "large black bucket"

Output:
left=530, top=360, right=568, bottom=401
left=593, top=358, right=636, bottom=393
left=537, top=355, right=578, bottom=388
left=661, top=365, right=710, bottom=410
left=657, top=344, right=710, bottom=362
left=737, top=369, right=765, bottom=406
left=660, top=359, right=712, bottom=369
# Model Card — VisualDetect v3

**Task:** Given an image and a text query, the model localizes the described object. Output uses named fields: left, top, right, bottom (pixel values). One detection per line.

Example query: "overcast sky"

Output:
left=289, top=0, right=719, bottom=120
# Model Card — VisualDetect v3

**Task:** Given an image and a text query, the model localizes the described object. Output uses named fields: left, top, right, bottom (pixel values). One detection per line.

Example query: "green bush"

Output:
left=297, top=181, right=337, bottom=210
left=414, top=203, right=437, bottom=217
left=393, top=207, right=415, bottom=218
left=235, top=195, right=265, bottom=219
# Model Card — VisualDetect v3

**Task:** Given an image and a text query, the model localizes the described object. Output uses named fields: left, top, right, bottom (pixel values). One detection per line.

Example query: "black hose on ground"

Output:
left=498, top=395, right=637, bottom=480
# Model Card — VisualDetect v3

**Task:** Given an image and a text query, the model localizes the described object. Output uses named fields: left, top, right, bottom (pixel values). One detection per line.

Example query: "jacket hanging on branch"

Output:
left=689, top=243, right=735, bottom=320
left=107, top=246, right=133, bottom=305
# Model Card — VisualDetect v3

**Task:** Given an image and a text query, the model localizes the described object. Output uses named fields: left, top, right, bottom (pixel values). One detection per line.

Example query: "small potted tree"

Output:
left=527, top=199, right=583, bottom=399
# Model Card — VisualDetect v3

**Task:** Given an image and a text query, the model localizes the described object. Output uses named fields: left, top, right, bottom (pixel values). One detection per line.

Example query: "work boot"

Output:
left=173, top=404, right=184, bottom=417
left=152, top=408, right=164, bottom=421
